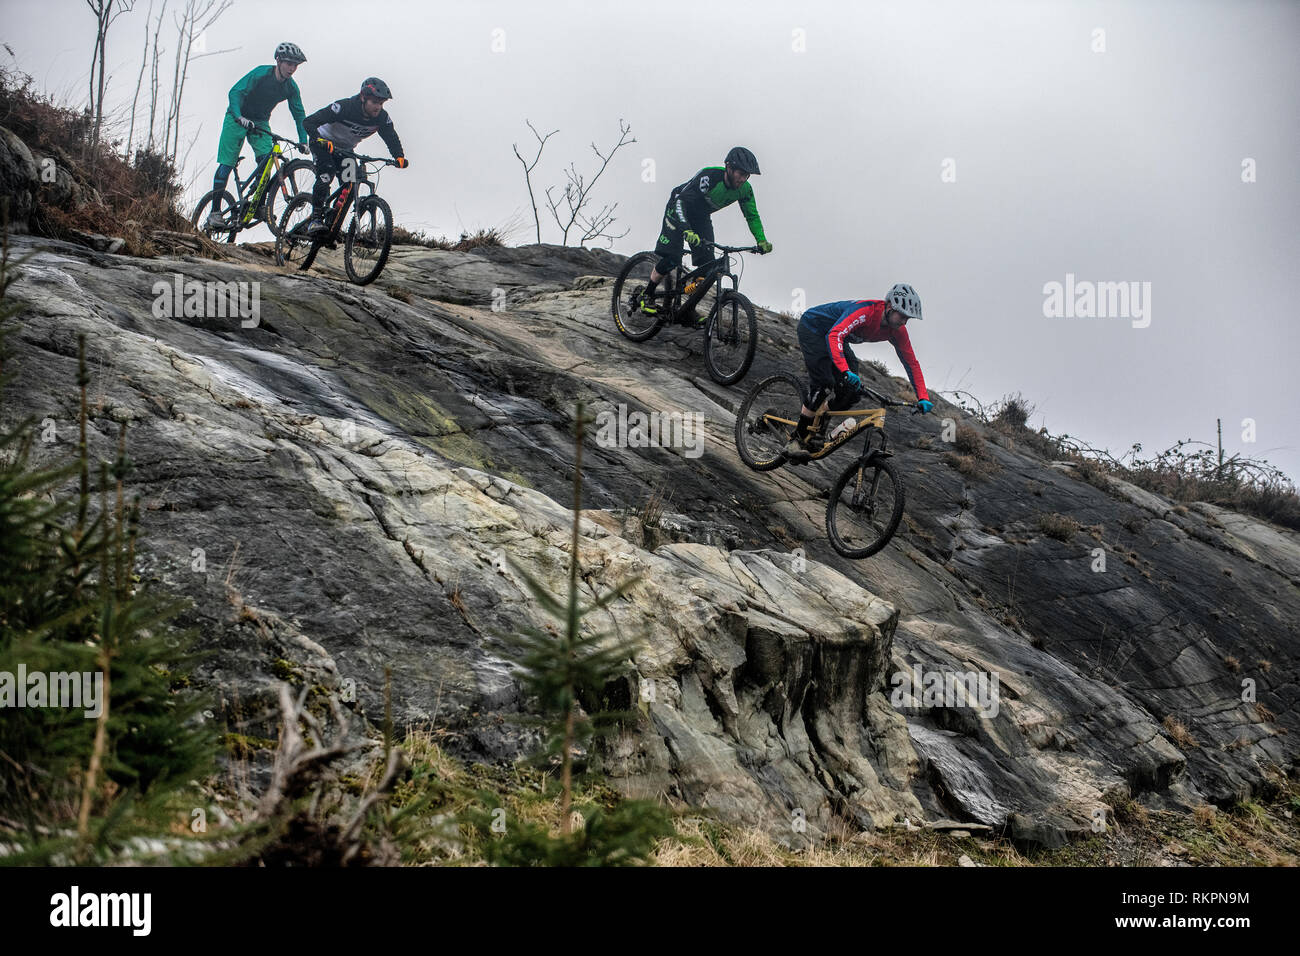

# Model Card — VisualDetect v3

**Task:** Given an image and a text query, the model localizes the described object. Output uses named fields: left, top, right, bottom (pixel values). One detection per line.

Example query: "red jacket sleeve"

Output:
left=890, top=326, right=929, bottom=401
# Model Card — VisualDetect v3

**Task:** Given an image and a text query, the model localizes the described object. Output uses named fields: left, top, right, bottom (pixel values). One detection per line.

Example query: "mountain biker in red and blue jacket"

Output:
left=303, top=77, right=408, bottom=235
left=639, top=147, right=772, bottom=319
left=786, top=285, right=934, bottom=460
left=205, top=42, right=309, bottom=228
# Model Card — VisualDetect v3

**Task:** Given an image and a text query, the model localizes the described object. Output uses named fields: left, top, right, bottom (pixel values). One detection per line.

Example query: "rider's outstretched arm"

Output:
left=287, top=78, right=308, bottom=144
left=888, top=325, right=929, bottom=402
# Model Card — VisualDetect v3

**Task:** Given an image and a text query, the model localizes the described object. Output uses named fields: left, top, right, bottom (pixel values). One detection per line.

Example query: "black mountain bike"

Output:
left=274, top=148, right=397, bottom=286
left=191, top=127, right=312, bottom=241
left=611, top=241, right=761, bottom=386
left=735, top=376, right=919, bottom=559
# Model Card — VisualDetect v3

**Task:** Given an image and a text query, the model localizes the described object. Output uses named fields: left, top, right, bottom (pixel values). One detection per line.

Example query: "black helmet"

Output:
left=725, top=146, right=760, bottom=175
left=274, top=42, right=306, bottom=64
left=360, top=77, right=392, bottom=100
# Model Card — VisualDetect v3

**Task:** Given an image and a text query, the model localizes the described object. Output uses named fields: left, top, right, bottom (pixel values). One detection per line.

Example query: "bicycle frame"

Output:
left=664, top=245, right=743, bottom=320
left=762, top=403, right=891, bottom=463
left=233, top=143, right=286, bottom=226
left=223, top=126, right=304, bottom=230
left=320, top=154, right=383, bottom=241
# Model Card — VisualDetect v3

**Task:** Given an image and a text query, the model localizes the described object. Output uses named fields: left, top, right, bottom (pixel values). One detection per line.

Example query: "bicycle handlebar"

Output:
left=703, top=241, right=762, bottom=255
left=860, top=385, right=922, bottom=410
left=247, top=123, right=307, bottom=153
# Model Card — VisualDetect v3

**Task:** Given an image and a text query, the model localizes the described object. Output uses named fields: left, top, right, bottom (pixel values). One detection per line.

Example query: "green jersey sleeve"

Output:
left=738, top=182, right=766, bottom=243
left=287, top=78, right=307, bottom=143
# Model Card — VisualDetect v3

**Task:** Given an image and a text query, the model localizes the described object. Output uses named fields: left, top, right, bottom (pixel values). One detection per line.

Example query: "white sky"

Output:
left=5, top=0, right=1298, bottom=484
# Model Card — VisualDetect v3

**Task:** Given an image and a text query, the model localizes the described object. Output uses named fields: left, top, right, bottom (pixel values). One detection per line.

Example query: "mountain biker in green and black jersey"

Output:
left=643, top=146, right=772, bottom=320
left=785, top=284, right=935, bottom=461
left=302, top=77, right=409, bottom=236
left=205, top=42, right=309, bottom=229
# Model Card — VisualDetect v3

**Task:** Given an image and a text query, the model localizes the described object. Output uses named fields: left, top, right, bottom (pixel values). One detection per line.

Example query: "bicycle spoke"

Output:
left=735, top=374, right=804, bottom=470
left=827, top=461, right=903, bottom=558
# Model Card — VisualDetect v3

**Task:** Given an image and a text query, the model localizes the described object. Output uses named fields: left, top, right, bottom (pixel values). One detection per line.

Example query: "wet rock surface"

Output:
left=6, top=235, right=1297, bottom=848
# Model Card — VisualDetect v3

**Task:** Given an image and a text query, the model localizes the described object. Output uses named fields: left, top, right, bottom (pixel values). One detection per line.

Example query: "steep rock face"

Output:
left=6, top=235, right=1297, bottom=848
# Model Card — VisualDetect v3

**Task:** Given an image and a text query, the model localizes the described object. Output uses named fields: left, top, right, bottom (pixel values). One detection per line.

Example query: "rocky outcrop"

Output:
left=5, top=234, right=1297, bottom=848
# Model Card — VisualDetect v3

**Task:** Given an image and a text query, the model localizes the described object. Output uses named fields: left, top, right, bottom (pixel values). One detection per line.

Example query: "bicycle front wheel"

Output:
left=275, top=193, right=318, bottom=269
left=611, top=251, right=672, bottom=341
left=734, top=373, right=805, bottom=471
left=344, top=195, right=393, bottom=285
left=266, top=158, right=315, bottom=237
left=826, top=456, right=905, bottom=559
left=704, top=290, right=757, bottom=386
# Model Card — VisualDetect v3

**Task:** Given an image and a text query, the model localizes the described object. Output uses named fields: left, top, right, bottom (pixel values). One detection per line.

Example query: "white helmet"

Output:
left=275, top=42, right=307, bottom=64
left=886, top=283, right=922, bottom=319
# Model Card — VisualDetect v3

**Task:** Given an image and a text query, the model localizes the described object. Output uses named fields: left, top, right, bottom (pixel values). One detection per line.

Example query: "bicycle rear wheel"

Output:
left=734, top=373, right=805, bottom=471
left=344, top=195, right=393, bottom=285
left=191, top=190, right=237, bottom=243
left=826, top=456, right=905, bottom=559
left=266, top=158, right=315, bottom=237
left=612, top=252, right=673, bottom=341
left=275, top=194, right=319, bottom=269
left=704, top=290, right=757, bottom=386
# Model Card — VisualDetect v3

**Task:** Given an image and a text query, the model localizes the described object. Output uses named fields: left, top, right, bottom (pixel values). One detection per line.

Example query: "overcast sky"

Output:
left=5, top=0, right=1298, bottom=484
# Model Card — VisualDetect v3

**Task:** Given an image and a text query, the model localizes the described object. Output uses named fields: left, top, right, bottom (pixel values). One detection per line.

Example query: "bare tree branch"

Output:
left=540, top=118, right=635, bottom=246
left=512, top=119, right=557, bottom=244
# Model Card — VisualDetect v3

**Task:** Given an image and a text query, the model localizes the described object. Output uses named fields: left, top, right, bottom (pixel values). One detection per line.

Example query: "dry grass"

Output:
left=943, top=452, right=993, bottom=480
left=333, top=729, right=1300, bottom=867
left=953, top=423, right=988, bottom=457
left=1037, top=512, right=1080, bottom=542
left=391, top=225, right=508, bottom=251
left=1162, top=714, right=1200, bottom=749
left=0, top=66, right=192, bottom=256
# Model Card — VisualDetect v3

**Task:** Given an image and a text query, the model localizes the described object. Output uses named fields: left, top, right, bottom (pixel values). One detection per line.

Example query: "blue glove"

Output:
left=917, top=399, right=933, bottom=414
left=840, top=369, right=861, bottom=390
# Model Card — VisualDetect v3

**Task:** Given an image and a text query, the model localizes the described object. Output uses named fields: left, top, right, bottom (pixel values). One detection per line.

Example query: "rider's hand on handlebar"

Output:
left=757, top=240, right=773, bottom=254
left=916, top=399, right=933, bottom=414
left=840, top=369, right=862, bottom=391
left=296, top=142, right=309, bottom=154
left=683, top=229, right=701, bottom=247
left=236, top=115, right=255, bottom=130
left=394, top=157, right=409, bottom=168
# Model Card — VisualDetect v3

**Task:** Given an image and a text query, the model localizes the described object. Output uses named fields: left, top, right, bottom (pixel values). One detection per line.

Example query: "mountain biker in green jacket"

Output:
left=785, top=284, right=934, bottom=461
left=642, top=147, right=772, bottom=319
left=205, top=42, right=309, bottom=229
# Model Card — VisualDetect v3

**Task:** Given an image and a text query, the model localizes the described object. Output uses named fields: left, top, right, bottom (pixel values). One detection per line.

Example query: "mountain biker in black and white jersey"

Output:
left=302, top=77, right=408, bottom=235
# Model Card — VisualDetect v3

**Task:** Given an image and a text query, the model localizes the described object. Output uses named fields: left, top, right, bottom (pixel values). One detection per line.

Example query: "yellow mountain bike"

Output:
left=191, top=127, right=313, bottom=241
left=735, top=376, right=919, bottom=558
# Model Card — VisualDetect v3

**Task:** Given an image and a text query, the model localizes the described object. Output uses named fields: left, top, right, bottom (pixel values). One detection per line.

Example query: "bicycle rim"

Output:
left=704, top=291, right=757, bottom=385
left=612, top=252, right=671, bottom=341
left=344, top=196, right=393, bottom=285
left=826, top=458, right=905, bottom=559
left=734, top=373, right=805, bottom=471
left=267, top=159, right=315, bottom=237
left=191, top=190, right=237, bottom=244
left=275, top=194, right=317, bottom=268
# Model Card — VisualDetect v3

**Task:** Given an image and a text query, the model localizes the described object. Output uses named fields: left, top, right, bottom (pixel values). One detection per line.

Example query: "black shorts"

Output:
left=798, top=322, right=859, bottom=409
